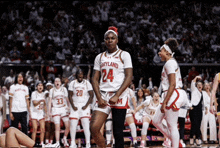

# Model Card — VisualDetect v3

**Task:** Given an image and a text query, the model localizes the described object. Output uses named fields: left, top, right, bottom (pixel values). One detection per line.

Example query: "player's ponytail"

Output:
left=164, top=38, right=179, bottom=53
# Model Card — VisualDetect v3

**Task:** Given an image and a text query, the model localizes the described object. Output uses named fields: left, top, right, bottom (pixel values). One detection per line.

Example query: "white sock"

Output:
left=70, top=119, right=78, bottom=144
left=141, top=122, right=149, bottom=136
left=133, top=139, right=137, bottom=144
left=45, top=139, right=49, bottom=144
left=81, top=118, right=90, bottom=144
left=129, top=123, right=137, bottom=138
left=63, top=136, right=67, bottom=139
left=106, top=119, right=113, bottom=144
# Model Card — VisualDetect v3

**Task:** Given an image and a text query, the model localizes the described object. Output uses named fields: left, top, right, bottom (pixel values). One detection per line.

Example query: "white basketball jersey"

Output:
left=94, top=48, right=133, bottom=92
left=49, top=87, right=68, bottom=108
left=161, top=58, right=183, bottom=91
left=31, top=91, right=45, bottom=113
left=68, top=79, right=93, bottom=103
left=143, top=98, right=160, bottom=115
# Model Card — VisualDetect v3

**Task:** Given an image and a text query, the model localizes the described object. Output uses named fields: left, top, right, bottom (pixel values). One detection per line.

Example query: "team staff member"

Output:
left=90, top=26, right=133, bottom=148
left=9, top=72, right=30, bottom=135
left=189, top=76, right=209, bottom=146
left=152, top=38, right=187, bottom=147
left=68, top=70, right=94, bottom=148
left=210, top=72, right=220, bottom=145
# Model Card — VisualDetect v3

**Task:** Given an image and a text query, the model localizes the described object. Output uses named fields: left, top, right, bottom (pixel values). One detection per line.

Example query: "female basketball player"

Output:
left=9, top=72, right=30, bottom=135
left=152, top=38, right=187, bottom=147
left=210, top=72, right=220, bottom=145
left=48, top=78, right=70, bottom=147
left=90, top=26, right=133, bottom=148
left=30, top=81, right=47, bottom=146
left=136, top=92, right=160, bottom=147
left=0, top=127, right=37, bottom=147
left=68, top=69, right=94, bottom=148
left=125, top=87, right=138, bottom=147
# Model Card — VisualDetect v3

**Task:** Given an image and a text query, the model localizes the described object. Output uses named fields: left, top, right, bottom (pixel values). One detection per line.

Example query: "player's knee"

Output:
left=32, top=126, right=38, bottom=133
left=40, top=127, right=45, bottom=133
left=90, top=124, right=99, bottom=135
left=6, top=127, right=16, bottom=135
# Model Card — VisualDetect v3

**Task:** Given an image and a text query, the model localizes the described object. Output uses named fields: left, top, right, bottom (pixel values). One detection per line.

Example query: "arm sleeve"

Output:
left=93, top=53, right=102, bottom=71
left=31, top=92, right=37, bottom=101
left=9, top=85, right=14, bottom=97
left=121, top=51, right=133, bottom=68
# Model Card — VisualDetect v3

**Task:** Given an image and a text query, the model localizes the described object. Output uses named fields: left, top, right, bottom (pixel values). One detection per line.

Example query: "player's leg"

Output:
left=31, top=119, right=38, bottom=142
left=5, top=127, right=35, bottom=147
left=53, top=115, right=61, bottom=146
left=140, top=116, right=151, bottom=147
left=39, top=119, right=45, bottom=145
left=126, top=115, right=137, bottom=145
left=105, top=116, right=113, bottom=146
left=70, top=118, right=79, bottom=147
left=165, top=109, right=179, bottom=148
left=81, top=117, right=91, bottom=147
left=208, top=112, right=217, bottom=142
left=111, top=108, right=127, bottom=148
left=49, top=121, right=55, bottom=144
left=152, top=105, right=171, bottom=138
left=45, top=121, right=50, bottom=144
left=62, top=116, right=70, bottom=146
left=20, top=111, right=28, bottom=135
left=90, top=110, right=108, bottom=147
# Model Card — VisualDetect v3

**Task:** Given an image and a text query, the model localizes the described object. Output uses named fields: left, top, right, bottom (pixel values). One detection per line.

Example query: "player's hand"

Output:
left=160, top=103, right=166, bottom=113
left=73, top=106, right=78, bottom=111
left=210, top=105, right=216, bottom=114
left=109, top=95, right=119, bottom=105
left=10, top=113, right=14, bottom=121
left=82, top=105, right=88, bottom=110
left=98, top=99, right=108, bottom=108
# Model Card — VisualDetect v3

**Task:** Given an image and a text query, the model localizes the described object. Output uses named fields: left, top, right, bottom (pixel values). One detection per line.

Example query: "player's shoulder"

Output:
left=165, top=58, right=178, bottom=66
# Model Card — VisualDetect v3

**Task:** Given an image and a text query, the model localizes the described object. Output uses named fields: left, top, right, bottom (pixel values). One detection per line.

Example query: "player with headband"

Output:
left=90, top=26, right=133, bottom=148
left=152, top=38, right=188, bottom=147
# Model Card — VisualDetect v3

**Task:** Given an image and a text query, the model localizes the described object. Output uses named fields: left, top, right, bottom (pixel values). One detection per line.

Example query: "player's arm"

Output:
left=91, top=70, right=102, bottom=102
left=109, top=68, right=133, bottom=104
left=131, top=96, right=137, bottom=110
left=9, top=86, right=14, bottom=121
left=68, top=90, right=77, bottom=111
left=135, top=103, right=145, bottom=113
left=161, top=73, right=176, bottom=113
left=82, top=90, right=94, bottom=110
left=210, top=73, right=219, bottom=114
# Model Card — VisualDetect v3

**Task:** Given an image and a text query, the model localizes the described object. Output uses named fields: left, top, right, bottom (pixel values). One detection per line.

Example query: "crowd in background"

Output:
left=0, top=1, right=220, bottom=146
left=0, top=1, right=220, bottom=67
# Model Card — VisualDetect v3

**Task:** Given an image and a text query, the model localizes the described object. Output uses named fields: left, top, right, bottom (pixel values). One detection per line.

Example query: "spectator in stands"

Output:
left=187, top=66, right=200, bottom=83
left=4, top=69, right=15, bottom=85
left=1, top=53, right=11, bottom=63
left=9, top=72, right=30, bottom=135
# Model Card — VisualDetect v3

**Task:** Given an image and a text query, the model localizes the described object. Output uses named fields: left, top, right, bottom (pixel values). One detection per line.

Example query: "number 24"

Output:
left=102, top=69, right=114, bottom=82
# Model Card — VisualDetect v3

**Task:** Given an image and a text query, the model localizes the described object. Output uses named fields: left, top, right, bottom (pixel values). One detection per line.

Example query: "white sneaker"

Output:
left=51, top=142, right=60, bottom=148
left=86, top=143, right=91, bottom=148
left=61, top=138, right=69, bottom=147
left=162, top=138, right=171, bottom=147
left=44, top=143, right=52, bottom=147
left=180, top=140, right=186, bottom=147
left=69, top=144, right=77, bottom=148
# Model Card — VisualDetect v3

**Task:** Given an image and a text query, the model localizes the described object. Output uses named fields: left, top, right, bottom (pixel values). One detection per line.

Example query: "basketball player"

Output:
left=30, top=81, right=46, bottom=146
left=152, top=38, right=187, bottom=147
left=210, top=72, right=220, bottom=145
left=68, top=69, right=94, bottom=148
left=135, top=92, right=161, bottom=147
left=44, top=82, right=55, bottom=146
left=90, top=26, right=133, bottom=148
left=125, top=87, right=138, bottom=147
left=9, top=72, right=30, bottom=135
left=0, top=127, right=36, bottom=147
left=48, top=78, right=70, bottom=147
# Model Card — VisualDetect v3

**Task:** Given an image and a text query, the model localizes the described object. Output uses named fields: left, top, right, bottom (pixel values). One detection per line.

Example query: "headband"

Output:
left=160, top=44, right=175, bottom=57
left=104, top=26, right=118, bottom=38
